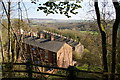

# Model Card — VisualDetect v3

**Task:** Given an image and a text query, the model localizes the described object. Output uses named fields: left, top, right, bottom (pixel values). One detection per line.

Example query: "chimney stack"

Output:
left=51, top=35, right=54, bottom=41
left=40, top=32, right=44, bottom=39
left=29, top=32, right=34, bottom=37
left=20, top=29, right=24, bottom=35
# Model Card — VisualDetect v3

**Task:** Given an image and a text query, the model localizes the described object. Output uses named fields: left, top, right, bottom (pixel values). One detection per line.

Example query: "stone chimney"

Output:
left=51, top=35, right=54, bottom=41
left=30, top=32, right=33, bottom=37
left=40, top=32, right=44, bottom=39
left=20, top=29, right=24, bottom=35
left=28, top=32, right=30, bottom=36
left=32, top=32, right=37, bottom=37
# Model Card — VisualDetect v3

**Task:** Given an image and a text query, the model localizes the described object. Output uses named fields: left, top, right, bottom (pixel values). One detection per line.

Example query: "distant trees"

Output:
left=80, top=49, right=101, bottom=71
left=12, top=19, right=29, bottom=31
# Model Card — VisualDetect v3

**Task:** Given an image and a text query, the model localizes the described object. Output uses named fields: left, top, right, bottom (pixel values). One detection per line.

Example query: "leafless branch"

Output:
left=22, top=2, right=31, bottom=26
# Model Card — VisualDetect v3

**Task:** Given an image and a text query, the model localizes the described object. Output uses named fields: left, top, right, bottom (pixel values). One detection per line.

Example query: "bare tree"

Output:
left=94, top=0, right=120, bottom=80
left=94, top=1, right=108, bottom=80
left=7, top=1, right=12, bottom=62
left=111, top=1, right=120, bottom=80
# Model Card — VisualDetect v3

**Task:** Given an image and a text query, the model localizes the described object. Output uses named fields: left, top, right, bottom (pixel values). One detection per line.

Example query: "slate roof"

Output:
left=55, top=37, right=79, bottom=47
left=23, top=36, right=65, bottom=53
left=43, top=32, right=80, bottom=47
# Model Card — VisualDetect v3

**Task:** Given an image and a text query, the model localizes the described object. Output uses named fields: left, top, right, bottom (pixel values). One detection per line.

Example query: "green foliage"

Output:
left=77, top=49, right=102, bottom=71
left=48, top=70, right=66, bottom=80
left=76, top=64, right=89, bottom=71
left=83, top=49, right=90, bottom=53
left=32, top=1, right=82, bottom=18
left=73, top=51, right=80, bottom=60
left=80, top=31, right=98, bottom=35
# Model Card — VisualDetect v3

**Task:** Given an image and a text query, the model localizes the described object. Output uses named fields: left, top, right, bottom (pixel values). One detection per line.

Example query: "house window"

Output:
left=45, top=50, right=48, bottom=59
left=52, top=53, right=56, bottom=65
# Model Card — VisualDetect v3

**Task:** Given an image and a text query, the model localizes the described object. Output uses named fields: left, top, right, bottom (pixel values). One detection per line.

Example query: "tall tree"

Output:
left=94, top=0, right=120, bottom=80
left=111, top=0, right=120, bottom=80
left=94, top=0, right=108, bottom=80
left=7, top=1, right=11, bottom=62
left=1, top=1, right=25, bottom=62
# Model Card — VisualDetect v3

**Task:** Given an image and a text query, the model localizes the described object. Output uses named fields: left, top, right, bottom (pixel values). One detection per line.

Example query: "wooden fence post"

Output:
left=26, top=58, right=32, bottom=78
left=67, top=66, right=78, bottom=80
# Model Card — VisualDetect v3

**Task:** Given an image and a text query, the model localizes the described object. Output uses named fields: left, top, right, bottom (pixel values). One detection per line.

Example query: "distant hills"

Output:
left=28, top=18, right=90, bottom=23
left=27, top=18, right=97, bottom=31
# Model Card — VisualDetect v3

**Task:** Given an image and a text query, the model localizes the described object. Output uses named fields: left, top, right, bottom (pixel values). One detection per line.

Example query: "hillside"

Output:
left=28, top=18, right=98, bottom=31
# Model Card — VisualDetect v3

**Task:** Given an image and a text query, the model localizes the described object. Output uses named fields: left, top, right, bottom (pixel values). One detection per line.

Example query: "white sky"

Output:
left=0, top=0, right=119, bottom=20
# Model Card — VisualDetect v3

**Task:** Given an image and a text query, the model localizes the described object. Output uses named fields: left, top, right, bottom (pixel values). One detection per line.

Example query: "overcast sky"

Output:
left=1, top=0, right=118, bottom=20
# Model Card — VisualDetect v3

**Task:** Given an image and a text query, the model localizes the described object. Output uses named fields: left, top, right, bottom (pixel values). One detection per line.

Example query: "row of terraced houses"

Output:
left=17, top=29, right=84, bottom=68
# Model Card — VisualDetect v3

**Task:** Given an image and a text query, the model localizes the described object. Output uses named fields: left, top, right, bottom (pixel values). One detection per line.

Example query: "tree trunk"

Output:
left=110, top=1, right=120, bottom=80
left=0, top=36, right=4, bottom=62
left=94, top=1, right=108, bottom=80
left=7, top=1, right=11, bottom=62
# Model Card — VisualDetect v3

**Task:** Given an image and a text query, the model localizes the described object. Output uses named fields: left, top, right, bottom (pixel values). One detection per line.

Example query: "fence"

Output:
left=2, top=62, right=120, bottom=80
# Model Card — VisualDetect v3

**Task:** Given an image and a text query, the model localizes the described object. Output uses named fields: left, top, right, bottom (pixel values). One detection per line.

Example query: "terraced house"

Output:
left=20, top=35, right=73, bottom=68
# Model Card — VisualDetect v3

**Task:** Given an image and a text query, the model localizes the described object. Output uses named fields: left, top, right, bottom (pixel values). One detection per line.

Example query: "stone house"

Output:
left=21, top=35, right=73, bottom=68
